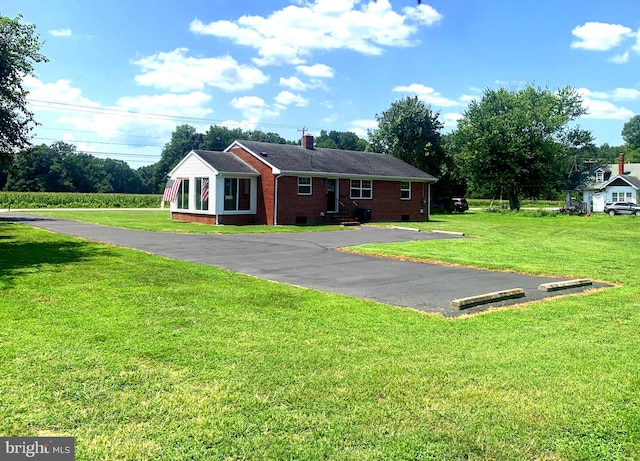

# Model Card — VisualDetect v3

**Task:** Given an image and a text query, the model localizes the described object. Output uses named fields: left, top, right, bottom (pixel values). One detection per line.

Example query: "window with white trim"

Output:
left=176, top=179, right=189, bottom=210
left=224, top=178, right=251, bottom=211
left=195, top=177, right=209, bottom=211
left=595, top=170, right=604, bottom=182
left=401, top=181, right=411, bottom=200
left=350, top=179, right=372, bottom=199
left=612, top=192, right=632, bottom=202
left=298, top=177, right=312, bottom=195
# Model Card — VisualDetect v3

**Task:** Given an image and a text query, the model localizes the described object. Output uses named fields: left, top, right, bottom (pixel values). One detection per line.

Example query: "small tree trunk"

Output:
left=508, top=193, right=520, bottom=211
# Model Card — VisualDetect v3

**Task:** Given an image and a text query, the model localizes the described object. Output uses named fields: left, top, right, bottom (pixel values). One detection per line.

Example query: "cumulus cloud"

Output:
left=230, top=96, right=280, bottom=121
left=392, top=84, right=461, bottom=107
left=578, top=87, right=635, bottom=120
left=133, top=48, right=269, bottom=92
left=274, top=91, right=308, bottom=107
left=348, top=119, right=378, bottom=138
left=24, top=76, right=213, bottom=140
left=571, top=22, right=633, bottom=51
left=49, top=28, right=72, bottom=37
left=296, top=64, right=335, bottom=78
left=190, top=0, right=442, bottom=66
left=608, top=52, right=630, bottom=64
left=280, top=76, right=308, bottom=91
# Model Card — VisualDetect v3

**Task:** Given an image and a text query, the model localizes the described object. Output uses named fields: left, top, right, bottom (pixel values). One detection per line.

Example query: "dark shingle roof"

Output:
left=230, top=140, right=437, bottom=181
left=193, top=150, right=258, bottom=174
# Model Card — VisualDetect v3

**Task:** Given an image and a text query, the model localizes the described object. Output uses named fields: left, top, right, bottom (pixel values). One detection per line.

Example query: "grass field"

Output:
left=1, top=211, right=639, bottom=460
left=21, top=209, right=347, bottom=233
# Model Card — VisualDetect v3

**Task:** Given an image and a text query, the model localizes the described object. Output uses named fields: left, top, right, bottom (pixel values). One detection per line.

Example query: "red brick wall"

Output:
left=275, top=177, right=429, bottom=224
left=276, top=176, right=328, bottom=224
left=172, top=212, right=258, bottom=225
left=228, top=147, right=275, bottom=225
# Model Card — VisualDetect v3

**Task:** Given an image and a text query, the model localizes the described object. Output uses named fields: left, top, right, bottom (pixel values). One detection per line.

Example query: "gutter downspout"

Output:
left=273, top=173, right=283, bottom=225
left=427, top=183, right=431, bottom=220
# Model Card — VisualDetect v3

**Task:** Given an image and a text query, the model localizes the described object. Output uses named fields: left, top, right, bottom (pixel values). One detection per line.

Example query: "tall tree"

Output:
left=368, top=96, right=451, bottom=196
left=316, top=130, right=368, bottom=151
left=0, top=14, right=47, bottom=162
left=621, top=115, right=640, bottom=150
left=451, top=85, right=586, bottom=210
left=152, top=124, right=203, bottom=193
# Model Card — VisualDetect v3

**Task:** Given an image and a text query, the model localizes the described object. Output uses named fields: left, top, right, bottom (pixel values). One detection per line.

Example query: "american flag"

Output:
left=162, top=178, right=182, bottom=202
left=201, top=178, right=209, bottom=202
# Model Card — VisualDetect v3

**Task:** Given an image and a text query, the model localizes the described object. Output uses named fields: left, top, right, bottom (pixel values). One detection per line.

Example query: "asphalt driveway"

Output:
left=2, top=213, right=605, bottom=317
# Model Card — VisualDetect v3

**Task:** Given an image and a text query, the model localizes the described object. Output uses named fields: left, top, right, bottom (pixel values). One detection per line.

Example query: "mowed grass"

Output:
left=1, top=213, right=639, bottom=460
left=20, top=209, right=346, bottom=233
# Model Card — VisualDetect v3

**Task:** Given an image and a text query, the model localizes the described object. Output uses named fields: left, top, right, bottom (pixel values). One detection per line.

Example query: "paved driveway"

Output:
left=2, top=213, right=605, bottom=317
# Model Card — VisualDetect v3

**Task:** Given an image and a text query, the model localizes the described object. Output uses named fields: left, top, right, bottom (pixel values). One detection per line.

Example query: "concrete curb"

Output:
left=432, top=230, right=465, bottom=236
left=538, top=278, right=592, bottom=292
left=392, top=226, right=421, bottom=232
left=450, top=288, right=525, bottom=310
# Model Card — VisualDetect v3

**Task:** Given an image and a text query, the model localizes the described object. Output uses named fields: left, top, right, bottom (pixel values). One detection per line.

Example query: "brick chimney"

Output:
left=302, top=134, right=314, bottom=149
left=619, top=153, right=625, bottom=175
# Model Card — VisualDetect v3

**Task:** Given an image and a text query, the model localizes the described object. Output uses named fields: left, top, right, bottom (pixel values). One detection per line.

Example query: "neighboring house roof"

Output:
left=192, top=150, right=259, bottom=175
left=564, top=162, right=640, bottom=192
left=227, top=140, right=437, bottom=182
left=602, top=174, right=640, bottom=190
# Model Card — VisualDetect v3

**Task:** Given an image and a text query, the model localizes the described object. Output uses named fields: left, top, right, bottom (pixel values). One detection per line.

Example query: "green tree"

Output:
left=368, top=96, right=451, bottom=196
left=0, top=14, right=47, bottom=162
left=316, top=130, right=368, bottom=151
left=621, top=115, right=640, bottom=150
left=152, top=124, right=203, bottom=192
left=451, top=85, right=586, bottom=210
left=7, top=143, right=72, bottom=191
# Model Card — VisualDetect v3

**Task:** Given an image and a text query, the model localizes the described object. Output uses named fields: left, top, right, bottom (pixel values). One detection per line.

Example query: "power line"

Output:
left=34, top=136, right=163, bottom=149
left=28, top=98, right=322, bottom=132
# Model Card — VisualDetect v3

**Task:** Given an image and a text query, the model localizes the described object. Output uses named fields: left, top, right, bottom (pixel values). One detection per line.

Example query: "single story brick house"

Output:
left=164, top=135, right=438, bottom=225
left=563, top=153, right=640, bottom=213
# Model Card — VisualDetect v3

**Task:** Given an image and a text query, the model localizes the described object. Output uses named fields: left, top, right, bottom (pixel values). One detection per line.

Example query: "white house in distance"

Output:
left=564, top=154, right=640, bottom=213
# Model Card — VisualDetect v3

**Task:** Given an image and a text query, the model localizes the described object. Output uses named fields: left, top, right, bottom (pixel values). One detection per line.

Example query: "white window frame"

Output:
left=195, top=177, right=209, bottom=211
left=595, top=170, right=604, bottom=182
left=350, top=179, right=372, bottom=199
left=401, top=181, right=411, bottom=200
left=223, top=177, right=252, bottom=212
left=176, top=178, right=189, bottom=210
left=298, top=177, right=312, bottom=195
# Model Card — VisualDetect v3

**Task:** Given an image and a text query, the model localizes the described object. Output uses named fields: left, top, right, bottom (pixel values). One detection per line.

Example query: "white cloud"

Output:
left=348, top=119, right=378, bottom=138
left=190, top=0, right=442, bottom=66
left=441, top=112, right=463, bottom=130
left=571, top=22, right=633, bottom=51
left=230, top=96, right=280, bottom=121
left=578, top=87, right=635, bottom=120
left=296, top=64, right=335, bottom=78
left=633, top=29, right=640, bottom=54
left=274, top=91, right=308, bottom=107
left=49, top=28, right=72, bottom=37
left=133, top=48, right=269, bottom=92
left=610, top=88, right=640, bottom=101
left=392, top=84, right=461, bottom=107
left=608, top=52, right=630, bottom=64
left=280, top=76, right=308, bottom=91
left=24, top=76, right=213, bottom=140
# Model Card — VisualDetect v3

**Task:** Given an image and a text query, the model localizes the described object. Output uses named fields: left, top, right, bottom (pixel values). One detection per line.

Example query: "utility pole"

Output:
left=297, top=126, right=307, bottom=144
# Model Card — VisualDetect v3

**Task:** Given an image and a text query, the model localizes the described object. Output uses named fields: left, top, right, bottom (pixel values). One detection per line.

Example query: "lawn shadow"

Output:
left=0, top=219, right=114, bottom=287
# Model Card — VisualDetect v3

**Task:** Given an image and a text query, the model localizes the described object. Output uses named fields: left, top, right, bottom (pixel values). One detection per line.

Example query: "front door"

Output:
left=326, top=179, right=338, bottom=212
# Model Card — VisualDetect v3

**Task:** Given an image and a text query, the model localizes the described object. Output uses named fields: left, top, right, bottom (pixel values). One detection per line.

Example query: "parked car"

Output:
left=452, top=197, right=469, bottom=213
left=603, top=201, right=640, bottom=216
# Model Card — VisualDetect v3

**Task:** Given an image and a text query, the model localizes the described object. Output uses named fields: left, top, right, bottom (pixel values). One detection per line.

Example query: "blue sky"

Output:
left=5, top=0, right=640, bottom=168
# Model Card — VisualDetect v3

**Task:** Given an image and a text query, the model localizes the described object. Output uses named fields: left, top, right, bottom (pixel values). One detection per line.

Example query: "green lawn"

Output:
left=1, top=212, right=639, bottom=460
left=20, top=209, right=347, bottom=233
